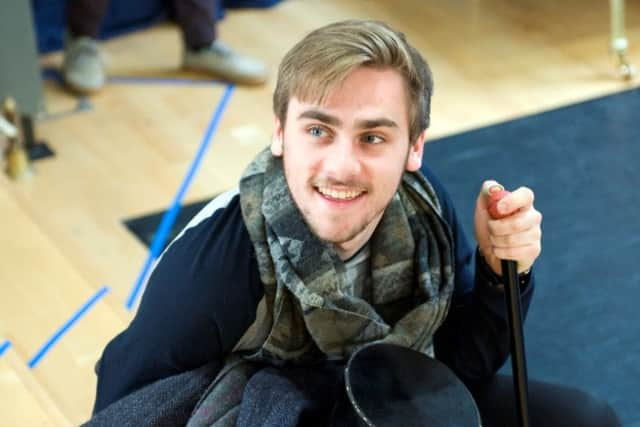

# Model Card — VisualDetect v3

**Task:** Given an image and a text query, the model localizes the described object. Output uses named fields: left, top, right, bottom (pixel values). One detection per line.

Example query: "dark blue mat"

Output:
left=422, top=88, right=640, bottom=425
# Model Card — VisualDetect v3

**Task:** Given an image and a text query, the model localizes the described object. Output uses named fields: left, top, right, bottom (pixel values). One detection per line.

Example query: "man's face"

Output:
left=271, top=66, right=426, bottom=259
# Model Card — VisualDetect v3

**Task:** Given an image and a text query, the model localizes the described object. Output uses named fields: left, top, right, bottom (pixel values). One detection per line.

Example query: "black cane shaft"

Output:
left=502, top=259, right=530, bottom=427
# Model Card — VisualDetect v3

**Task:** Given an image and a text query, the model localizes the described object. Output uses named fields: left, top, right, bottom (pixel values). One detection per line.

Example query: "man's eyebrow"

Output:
left=355, top=118, right=399, bottom=129
left=298, top=110, right=342, bottom=127
left=297, top=111, right=398, bottom=130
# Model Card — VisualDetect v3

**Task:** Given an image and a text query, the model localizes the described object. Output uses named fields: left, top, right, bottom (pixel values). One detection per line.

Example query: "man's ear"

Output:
left=405, top=129, right=427, bottom=172
left=271, top=116, right=284, bottom=157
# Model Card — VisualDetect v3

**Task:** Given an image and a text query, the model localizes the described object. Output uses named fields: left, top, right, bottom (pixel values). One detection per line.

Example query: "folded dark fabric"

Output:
left=187, top=357, right=263, bottom=427
left=234, top=363, right=358, bottom=427
left=82, top=361, right=221, bottom=427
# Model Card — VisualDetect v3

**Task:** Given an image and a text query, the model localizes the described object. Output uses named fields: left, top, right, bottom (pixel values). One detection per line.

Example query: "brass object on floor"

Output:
left=610, top=0, right=637, bottom=80
left=2, top=97, right=32, bottom=180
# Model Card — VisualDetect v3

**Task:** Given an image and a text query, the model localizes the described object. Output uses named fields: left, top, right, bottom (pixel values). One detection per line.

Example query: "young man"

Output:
left=88, top=20, right=619, bottom=426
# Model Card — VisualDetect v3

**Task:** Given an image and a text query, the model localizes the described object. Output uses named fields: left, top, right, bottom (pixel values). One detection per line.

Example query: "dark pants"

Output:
left=471, top=375, right=621, bottom=427
left=66, top=0, right=217, bottom=49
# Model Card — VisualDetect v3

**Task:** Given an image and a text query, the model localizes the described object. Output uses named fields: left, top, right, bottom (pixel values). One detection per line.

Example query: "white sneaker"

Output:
left=63, top=35, right=105, bottom=94
left=183, top=40, right=267, bottom=86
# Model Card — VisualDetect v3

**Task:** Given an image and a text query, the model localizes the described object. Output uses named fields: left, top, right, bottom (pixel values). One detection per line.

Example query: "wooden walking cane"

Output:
left=488, top=189, right=531, bottom=427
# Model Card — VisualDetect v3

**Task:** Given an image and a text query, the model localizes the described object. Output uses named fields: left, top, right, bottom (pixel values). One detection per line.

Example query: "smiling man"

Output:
left=86, top=20, right=619, bottom=427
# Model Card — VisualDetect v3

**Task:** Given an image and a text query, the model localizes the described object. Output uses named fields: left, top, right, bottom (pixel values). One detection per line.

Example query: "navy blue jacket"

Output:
left=93, top=166, right=534, bottom=413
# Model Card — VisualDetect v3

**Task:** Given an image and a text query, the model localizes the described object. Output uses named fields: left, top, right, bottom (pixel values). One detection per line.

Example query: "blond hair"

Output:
left=273, top=19, right=434, bottom=142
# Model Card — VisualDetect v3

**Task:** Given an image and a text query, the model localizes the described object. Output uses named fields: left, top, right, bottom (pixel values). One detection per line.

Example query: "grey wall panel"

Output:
left=0, top=0, right=45, bottom=117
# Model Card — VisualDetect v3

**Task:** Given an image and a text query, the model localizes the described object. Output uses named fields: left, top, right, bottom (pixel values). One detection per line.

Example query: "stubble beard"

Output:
left=280, top=138, right=412, bottom=246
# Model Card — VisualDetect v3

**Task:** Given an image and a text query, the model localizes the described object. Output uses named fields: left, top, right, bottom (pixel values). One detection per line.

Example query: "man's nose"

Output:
left=324, top=137, right=362, bottom=181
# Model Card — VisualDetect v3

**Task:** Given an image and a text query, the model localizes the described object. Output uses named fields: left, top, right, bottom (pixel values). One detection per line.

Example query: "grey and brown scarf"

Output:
left=239, top=148, right=455, bottom=363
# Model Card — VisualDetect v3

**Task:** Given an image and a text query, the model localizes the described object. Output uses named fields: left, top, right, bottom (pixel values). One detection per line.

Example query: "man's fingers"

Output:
left=496, top=186, right=535, bottom=215
left=488, top=226, right=542, bottom=248
left=480, top=180, right=504, bottom=198
left=487, top=208, right=543, bottom=236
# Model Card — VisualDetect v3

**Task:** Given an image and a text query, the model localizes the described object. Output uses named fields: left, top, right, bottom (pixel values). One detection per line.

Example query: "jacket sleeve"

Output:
left=424, top=166, right=536, bottom=385
left=92, top=195, right=264, bottom=413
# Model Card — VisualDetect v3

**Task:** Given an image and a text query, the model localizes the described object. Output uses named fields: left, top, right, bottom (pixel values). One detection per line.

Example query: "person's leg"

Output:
left=471, top=375, right=621, bottom=427
left=175, top=0, right=267, bottom=85
left=66, top=0, right=110, bottom=38
left=173, top=0, right=217, bottom=50
left=63, top=0, right=110, bottom=93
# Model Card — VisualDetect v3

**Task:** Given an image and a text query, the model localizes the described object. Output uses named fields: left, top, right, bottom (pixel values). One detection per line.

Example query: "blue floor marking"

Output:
left=0, top=340, right=11, bottom=358
left=125, top=84, right=235, bottom=311
left=39, top=98, right=93, bottom=122
left=109, top=75, right=227, bottom=86
left=28, top=286, right=110, bottom=369
left=40, top=69, right=222, bottom=123
left=42, top=67, right=226, bottom=87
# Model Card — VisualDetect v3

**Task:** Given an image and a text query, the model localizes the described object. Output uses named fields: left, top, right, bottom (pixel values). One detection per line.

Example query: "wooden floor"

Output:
left=1, top=0, right=638, bottom=424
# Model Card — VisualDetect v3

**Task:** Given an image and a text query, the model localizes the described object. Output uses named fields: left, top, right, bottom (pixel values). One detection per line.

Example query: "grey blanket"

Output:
left=83, top=360, right=358, bottom=427
left=82, top=361, right=221, bottom=427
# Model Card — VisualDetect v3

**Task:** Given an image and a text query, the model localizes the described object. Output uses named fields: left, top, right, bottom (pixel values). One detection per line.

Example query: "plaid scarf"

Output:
left=239, top=148, right=455, bottom=362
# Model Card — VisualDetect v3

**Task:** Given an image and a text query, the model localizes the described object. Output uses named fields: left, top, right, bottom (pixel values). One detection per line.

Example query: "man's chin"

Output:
left=304, top=214, right=369, bottom=245
left=312, top=227, right=360, bottom=246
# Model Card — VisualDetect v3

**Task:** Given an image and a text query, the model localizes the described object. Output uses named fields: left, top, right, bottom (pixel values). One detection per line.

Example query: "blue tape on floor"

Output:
left=28, top=286, right=110, bottom=369
left=40, top=98, right=93, bottom=122
left=42, top=67, right=226, bottom=87
left=125, top=84, right=235, bottom=311
left=40, top=68, right=224, bottom=123
left=0, top=340, right=11, bottom=358
left=109, top=75, right=227, bottom=86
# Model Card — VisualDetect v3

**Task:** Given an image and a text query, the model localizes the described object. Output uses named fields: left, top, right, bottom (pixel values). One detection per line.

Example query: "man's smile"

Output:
left=315, top=186, right=367, bottom=201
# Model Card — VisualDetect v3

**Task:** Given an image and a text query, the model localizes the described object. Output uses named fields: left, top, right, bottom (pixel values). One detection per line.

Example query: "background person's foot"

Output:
left=63, top=36, right=106, bottom=94
left=183, top=40, right=268, bottom=86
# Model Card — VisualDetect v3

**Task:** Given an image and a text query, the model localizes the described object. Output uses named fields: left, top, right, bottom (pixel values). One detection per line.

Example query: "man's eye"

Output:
left=308, top=126, right=326, bottom=137
left=363, top=134, right=385, bottom=144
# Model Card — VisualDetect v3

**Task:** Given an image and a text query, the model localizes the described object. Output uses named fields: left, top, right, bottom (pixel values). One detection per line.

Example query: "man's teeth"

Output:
left=317, top=187, right=363, bottom=200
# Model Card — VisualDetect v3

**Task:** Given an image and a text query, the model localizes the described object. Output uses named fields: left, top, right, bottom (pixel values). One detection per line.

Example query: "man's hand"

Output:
left=474, top=180, right=542, bottom=275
